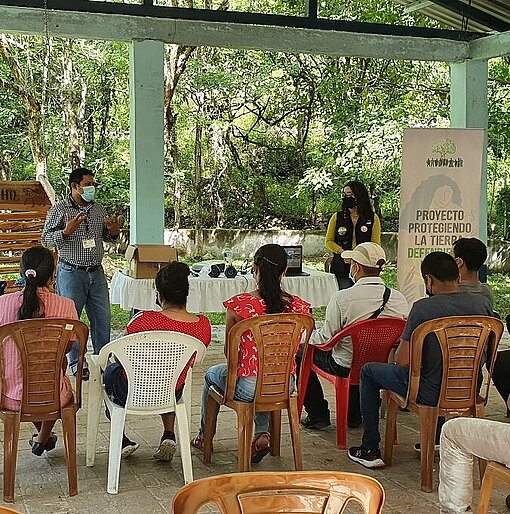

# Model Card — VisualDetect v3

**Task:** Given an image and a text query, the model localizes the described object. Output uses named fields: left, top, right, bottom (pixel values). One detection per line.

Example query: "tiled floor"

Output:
left=2, top=327, right=509, bottom=513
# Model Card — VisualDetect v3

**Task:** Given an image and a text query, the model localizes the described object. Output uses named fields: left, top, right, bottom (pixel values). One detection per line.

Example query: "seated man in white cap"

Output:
left=297, top=242, right=409, bottom=430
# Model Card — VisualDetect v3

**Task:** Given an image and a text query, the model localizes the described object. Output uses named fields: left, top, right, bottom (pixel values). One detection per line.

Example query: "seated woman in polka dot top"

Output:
left=103, top=262, right=211, bottom=461
left=192, top=244, right=311, bottom=464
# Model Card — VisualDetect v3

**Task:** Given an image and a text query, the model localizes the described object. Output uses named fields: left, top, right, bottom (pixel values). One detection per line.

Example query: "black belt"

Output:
left=60, top=261, right=101, bottom=273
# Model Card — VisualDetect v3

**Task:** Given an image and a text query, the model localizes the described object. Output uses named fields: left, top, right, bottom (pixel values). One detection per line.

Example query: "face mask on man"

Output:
left=349, top=263, right=358, bottom=283
left=342, top=196, right=356, bottom=210
left=80, top=185, right=96, bottom=203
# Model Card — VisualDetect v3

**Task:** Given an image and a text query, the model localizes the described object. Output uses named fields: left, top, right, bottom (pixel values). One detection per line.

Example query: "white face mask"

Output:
left=349, top=263, right=358, bottom=283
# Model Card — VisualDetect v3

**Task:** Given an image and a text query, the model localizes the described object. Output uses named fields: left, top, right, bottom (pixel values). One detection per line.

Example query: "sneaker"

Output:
left=300, top=415, right=331, bottom=430
left=121, top=437, right=140, bottom=459
left=414, top=443, right=440, bottom=453
left=154, top=438, right=177, bottom=461
left=348, top=445, right=385, bottom=469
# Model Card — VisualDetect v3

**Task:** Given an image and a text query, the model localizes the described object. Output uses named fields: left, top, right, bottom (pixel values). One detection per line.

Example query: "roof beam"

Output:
left=469, top=29, right=510, bottom=60
left=427, top=0, right=510, bottom=32
left=0, top=6, right=471, bottom=62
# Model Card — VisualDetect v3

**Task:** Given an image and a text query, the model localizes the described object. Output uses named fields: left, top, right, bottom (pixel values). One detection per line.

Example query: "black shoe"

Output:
left=121, top=436, right=140, bottom=458
left=300, top=415, right=331, bottom=429
left=348, top=420, right=362, bottom=429
left=29, top=433, right=57, bottom=452
left=72, top=367, right=89, bottom=381
left=348, top=445, right=385, bottom=469
left=414, top=442, right=440, bottom=453
left=31, top=442, right=45, bottom=456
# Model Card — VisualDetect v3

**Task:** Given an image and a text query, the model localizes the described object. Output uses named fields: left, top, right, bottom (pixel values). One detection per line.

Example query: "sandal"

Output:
left=191, top=434, right=213, bottom=453
left=29, top=433, right=58, bottom=452
left=251, top=432, right=270, bottom=464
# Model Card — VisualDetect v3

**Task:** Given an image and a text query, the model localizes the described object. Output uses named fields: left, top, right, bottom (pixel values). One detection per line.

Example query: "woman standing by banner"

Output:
left=325, top=181, right=381, bottom=289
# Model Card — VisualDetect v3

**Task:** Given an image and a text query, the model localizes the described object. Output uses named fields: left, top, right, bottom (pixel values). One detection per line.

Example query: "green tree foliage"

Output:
left=0, top=3, right=509, bottom=238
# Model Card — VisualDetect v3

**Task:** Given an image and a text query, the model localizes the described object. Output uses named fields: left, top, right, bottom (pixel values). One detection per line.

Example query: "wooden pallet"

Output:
left=0, top=180, right=52, bottom=283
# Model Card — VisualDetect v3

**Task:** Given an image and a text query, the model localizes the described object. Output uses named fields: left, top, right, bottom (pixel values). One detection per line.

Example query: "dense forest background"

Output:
left=0, top=0, right=509, bottom=236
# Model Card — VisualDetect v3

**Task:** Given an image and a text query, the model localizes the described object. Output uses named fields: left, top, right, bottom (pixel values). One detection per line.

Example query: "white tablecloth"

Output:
left=110, top=268, right=338, bottom=312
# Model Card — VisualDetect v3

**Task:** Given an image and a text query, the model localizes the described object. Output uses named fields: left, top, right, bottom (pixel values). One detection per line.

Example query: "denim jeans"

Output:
left=200, top=363, right=273, bottom=435
left=56, top=262, right=111, bottom=372
left=360, top=362, right=440, bottom=450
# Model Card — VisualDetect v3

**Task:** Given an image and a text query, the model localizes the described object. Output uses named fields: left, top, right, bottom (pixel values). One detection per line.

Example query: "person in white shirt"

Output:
left=298, top=242, right=409, bottom=429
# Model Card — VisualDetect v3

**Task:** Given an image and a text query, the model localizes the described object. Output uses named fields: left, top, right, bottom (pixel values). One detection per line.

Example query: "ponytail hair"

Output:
left=253, top=244, right=292, bottom=314
left=18, top=246, right=55, bottom=320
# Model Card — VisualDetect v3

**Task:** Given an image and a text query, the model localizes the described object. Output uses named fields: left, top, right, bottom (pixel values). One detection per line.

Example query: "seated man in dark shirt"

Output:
left=348, top=251, right=493, bottom=469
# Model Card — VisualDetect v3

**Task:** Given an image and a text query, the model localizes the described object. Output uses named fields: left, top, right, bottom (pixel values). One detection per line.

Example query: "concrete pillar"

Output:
left=129, top=40, right=165, bottom=244
left=450, top=59, right=489, bottom=246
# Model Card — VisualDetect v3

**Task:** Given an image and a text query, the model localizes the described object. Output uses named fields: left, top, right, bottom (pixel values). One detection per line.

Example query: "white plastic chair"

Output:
left=85, top=331, right=206, bottom=494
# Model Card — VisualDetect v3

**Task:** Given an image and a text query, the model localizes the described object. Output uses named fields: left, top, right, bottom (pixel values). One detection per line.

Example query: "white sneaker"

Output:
left=153, top=438, right=177, bottom=462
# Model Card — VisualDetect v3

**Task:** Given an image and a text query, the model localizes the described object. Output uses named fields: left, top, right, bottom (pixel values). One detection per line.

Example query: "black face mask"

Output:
left=342, top=196, right=356, bottom=209
left=155, top=295, right=161, bottom=307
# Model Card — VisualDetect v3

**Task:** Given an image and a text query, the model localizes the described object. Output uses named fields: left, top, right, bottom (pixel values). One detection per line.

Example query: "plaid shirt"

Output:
left=41, top=195, right=117, bottom=267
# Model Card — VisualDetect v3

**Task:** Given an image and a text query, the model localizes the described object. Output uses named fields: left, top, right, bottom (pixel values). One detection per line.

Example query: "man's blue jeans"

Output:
left=200, top=363, right=271, bottom=436
left=56, top=262, right=111, bottom=373
left=360, top=362, right=439, bottom=450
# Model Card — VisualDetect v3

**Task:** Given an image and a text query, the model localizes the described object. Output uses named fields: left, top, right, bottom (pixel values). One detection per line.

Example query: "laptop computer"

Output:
left=283, top=245, right=309, bottom=276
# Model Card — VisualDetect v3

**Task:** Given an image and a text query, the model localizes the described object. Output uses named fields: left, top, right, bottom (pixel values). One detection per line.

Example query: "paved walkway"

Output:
left=2, top=327, right=509, bottom=513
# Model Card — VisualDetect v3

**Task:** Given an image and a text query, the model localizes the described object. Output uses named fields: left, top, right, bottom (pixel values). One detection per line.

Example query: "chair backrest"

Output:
left=171, top=471, right=385, bottom=514
left=407, top=316, right=504, bottom=412
left=98, top=331, right=206, bottom=413
left=225, top=314, right=314, bottom=409
left=337, top=317, right=406, bottom=384
left=0, top=318, right=89, bottom=418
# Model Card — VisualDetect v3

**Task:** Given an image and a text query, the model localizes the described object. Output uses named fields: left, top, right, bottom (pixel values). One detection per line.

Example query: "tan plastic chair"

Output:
left=477, top=461, right=510, bottom=513
left=203, top=313, right=314, bottom=472
left=0, top=318, right=89, bottom=503
left=324, top=255, right=333, bottom=273
left=171, top=471, right=385, bottom=513
left=0, top=506, right=23, bottom=514
left=383, top=315, right=504, bottom=493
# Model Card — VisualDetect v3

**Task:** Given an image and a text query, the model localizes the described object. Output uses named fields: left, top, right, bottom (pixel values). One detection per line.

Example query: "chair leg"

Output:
left=269, top=411, right=281, bottom=457
left=335, top=379, right=349, bottom=450
left=236, top=404, right=254, bottom=472
left=203, top=393, right=220, bottom=465
left=288, top=397, right=303, bottom=471
left=419, top=406, right=438, bottom=493
left=86, top=364, right=102, bottom=467
left=477, top=462, right=494, bottom=514
left=383, top=398, right=398, bottom=466
left=107, top=404, right=127, bottom=495
left=175, top=403, right=193, bottom=484
left=62, top=406, right=78, bottom=497
left=297, top=346, right=313, bottom=417
left=2, top=412, right=20, bottom=503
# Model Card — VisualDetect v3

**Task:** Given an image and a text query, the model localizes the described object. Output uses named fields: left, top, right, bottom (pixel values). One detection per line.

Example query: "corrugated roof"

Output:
left=395, top=0, right=510, bottom=33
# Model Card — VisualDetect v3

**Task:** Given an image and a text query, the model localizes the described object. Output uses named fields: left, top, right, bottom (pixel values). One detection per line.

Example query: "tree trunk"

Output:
left=193, top=94, right=205, bottom=257
left=62, top=39, right=84, bottom=169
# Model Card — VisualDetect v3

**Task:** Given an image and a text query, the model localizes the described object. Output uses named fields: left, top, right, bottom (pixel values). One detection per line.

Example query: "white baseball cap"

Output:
left=341, top=242, right=386, bottom=269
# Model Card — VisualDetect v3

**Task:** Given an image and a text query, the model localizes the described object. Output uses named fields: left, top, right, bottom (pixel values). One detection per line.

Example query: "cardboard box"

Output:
left=125, top=245, right=178, bottom=279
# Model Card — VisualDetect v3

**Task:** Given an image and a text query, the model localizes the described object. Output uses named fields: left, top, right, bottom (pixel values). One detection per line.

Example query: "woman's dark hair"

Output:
left=155, top=262, right=190, bottom=308
left=19, top=246, right=55, bottom=320
left=253, top=244, right=292, bottom=314
left=344, top=181, right=374, bottom=220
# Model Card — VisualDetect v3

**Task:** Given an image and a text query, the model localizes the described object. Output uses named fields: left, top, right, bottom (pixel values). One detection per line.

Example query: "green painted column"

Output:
left=450, top=59, right=489, bottom=245
left=129, top=40, right=165, bottom=244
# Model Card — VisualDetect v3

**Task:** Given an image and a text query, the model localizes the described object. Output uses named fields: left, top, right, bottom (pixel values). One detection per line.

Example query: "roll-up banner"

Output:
left=397, top=128, right=485, bottom=304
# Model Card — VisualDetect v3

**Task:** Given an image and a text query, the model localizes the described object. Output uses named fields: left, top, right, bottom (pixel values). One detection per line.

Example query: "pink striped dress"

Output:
left=0, top=288, right=79, bottom=410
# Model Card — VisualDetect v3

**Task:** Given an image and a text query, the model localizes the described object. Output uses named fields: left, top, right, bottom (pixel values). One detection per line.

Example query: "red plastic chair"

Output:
left=297, top=317, right=406, bottom=449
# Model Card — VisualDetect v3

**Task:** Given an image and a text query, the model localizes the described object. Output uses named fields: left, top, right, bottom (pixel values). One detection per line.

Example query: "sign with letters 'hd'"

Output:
left=397, top=128, right=484, bottom=304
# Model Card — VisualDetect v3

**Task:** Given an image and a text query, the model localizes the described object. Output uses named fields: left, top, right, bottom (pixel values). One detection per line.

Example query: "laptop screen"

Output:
left=283, top=245, right=303, bottom=271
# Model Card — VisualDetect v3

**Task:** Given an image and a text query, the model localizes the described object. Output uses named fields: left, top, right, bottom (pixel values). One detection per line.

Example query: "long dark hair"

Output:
left=18, top=246, right=55, bottom=320
left=344, top=181, right=374, bottom=220
left=155, top=261, right=190, bottom=308
left=253, top=244, right=292, bottom=314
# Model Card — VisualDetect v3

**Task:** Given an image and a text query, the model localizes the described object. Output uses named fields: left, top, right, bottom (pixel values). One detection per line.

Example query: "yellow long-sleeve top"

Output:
left=325, top=212, right=381, bottom=254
